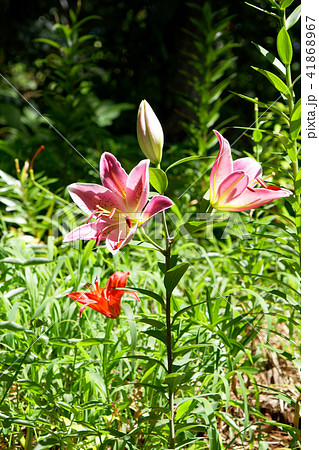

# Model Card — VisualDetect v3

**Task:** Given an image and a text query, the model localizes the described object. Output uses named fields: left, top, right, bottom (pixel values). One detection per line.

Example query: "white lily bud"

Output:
left=137, top=100, right=164, bottom=165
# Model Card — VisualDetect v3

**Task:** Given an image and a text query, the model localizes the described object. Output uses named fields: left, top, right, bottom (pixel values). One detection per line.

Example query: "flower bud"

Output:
left=137, top=100, right=164, bottom=165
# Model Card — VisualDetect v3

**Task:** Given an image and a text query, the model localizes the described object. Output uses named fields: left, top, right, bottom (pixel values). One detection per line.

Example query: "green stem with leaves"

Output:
left=162, top=211, right=175, bottom=448
left=280, top=8, right=300, bottom=204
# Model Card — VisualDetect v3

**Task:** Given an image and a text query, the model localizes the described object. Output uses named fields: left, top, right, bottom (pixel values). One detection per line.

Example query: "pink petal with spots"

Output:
left=69, top=183, right=127, bottom=215
left=100, top=152, right=128, bottom=198
left=63, top=219, right=116, bottom=243
left=63, top=222, right=99, bottom=242
left=126, top=159, right=150, bottom=212
left=105, top=221, right=139, bottom=254
left=210, top=130, right=233, bottom=202
left=139, top=195, right=174, bottom=226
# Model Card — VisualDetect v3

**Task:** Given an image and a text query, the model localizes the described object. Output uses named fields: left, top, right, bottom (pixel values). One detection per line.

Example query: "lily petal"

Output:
left=126, top=159, right=150, bottom=212
left=67, top=291, right=91, bottom=305
left=69, top=183, right=127, bottom=215
left=100, top=152, right=128, bottom=198
left=105, top=221, right=138, bottom=255
left=233, top=157, right=262, bottom=181
left=105, top=271, right=130, bottom=301
left=63, top=219, right=117, bottom=243
left=139, top=195, right=174, bottom=226
left=63, top=222, right=102, bottom=242
left=105, top=271, right=140, bottom=314
left=215, top=171, right=249, bottom=206
left=67, top=292, right=98, bottom=317
left=210, top=130, right=233, bottom=202
left=214, top=186, right=292, bottom=211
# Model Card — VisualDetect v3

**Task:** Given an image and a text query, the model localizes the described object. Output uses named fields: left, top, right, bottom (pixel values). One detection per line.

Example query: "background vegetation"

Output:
left=0, top=0, right=300, bottom=448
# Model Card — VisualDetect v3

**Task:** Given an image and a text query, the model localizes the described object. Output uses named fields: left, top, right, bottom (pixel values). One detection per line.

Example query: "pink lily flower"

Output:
left=63, top=153, right=173, bottom=254
left=209, top=131, right=292, bottom=211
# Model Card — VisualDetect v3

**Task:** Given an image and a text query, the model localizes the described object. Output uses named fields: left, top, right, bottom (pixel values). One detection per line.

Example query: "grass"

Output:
left=0, top=162, right=300, bottom=448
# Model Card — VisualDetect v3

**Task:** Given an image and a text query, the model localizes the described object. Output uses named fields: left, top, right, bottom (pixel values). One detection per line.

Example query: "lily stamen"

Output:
left=109, top=207, right=116, bottom=219
left=126, top=216, right=132, bottom=228
left=256, top=177, right=268, bottom=188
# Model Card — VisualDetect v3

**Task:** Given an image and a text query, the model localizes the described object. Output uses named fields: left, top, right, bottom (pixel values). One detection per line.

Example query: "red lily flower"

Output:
left=67, top=271, right=139, bottom=318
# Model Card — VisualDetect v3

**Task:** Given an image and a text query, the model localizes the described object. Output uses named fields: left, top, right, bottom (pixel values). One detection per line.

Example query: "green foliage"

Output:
left=0, top=0, right=300, bottom=448
left=177, top=1, right=238, bottom=155
left=0, top=167, right=301, bottom=448
left=0, top=8, right=134, bottom=183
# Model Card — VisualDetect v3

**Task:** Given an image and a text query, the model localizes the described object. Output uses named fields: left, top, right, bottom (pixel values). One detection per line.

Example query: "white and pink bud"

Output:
left=137, top=100, right=164, bottom=165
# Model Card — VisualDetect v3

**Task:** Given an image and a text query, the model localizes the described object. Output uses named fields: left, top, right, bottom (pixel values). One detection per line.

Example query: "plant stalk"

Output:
left=163, top=211, right=175, bottom=448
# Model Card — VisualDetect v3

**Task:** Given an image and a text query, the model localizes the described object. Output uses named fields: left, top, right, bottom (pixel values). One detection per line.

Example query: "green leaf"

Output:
left=286, top=5, right=301, bottom=30
left=216, top=411, right=241, bottom=433
left=286, top=139, right=297, bottom=161
left=121, top=287, right=165, bottom=308
left=121, top=302, right=137, bottom=351
left=280, top=0, right=294, bottom=9
left=50, top=337, right=112, bottom=347
left=158, top=254, right=179, bottom=274
left=252, top=67, right=289, bottom=94
left=290, top=98, right=301, bottom=141
left=17, top=379, right=46, bottom=395
left=174, top=343, right=216, bottom=355
left=295, top=169, right=301, bottom=196
left=0, top=170, right=21, bottom=186
left=0, top=257, right=55, bottom=266
left=245, top=2, right=279, bottom=18
left=69, top=9, right=77, bottom=23
left=115, top=354, right=167, bottom=371
left=172, top=296, right=220, bottom=324
left=164, top=263, right=189, bottom=295
left=140, top=364, right=158, bottom=384
left=252, top=129, right=262, bottom=143
left=277, top=27, right=293, bottom=65
left=33, top=38, right=62, bottom=49
left=143, top=329, right=167, bottom=345
left=230, top=91, right=289, bottom=122
left=252, top=42, right=286, bottom=75
left=237, top=371, right=249, bottom=438
left=0, top=321, right=26, bottom=333
left=72, top=15, right=101, bottom=31
left=34, top=437, right=60, bottom=450
left=81, top=240, right=96, bottom=267
left=149, top=168, right=168, bottom=194
left=165, top=155, right=214, bottom=173
left=139, top=317, right=166, bottom=329
left=237, top=365, right=260, bottom=374
left=175, top=423, right=207, bottom=438
left=175, top=398, right=193, bottom=420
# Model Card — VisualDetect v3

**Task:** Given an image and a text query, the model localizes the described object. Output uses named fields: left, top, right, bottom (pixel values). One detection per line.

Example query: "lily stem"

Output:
left=163, top=211, right=175, bottom=449
left=139, top=227, right=165, bottom=253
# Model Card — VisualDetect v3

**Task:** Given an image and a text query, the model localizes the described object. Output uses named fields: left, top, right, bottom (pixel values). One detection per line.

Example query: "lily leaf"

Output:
left=149, top=168, right=168, bottom=194
left=277, top=27, right=293, bottom=65
left=252, top=67, right=289, bottom=94
left=252, top=42, right=286, bottom=75
left=290, top=98, right=301, bottom=141
left=165, top=155, right=215, bottom=173
left=286, top=5, right=301, bottom=30
left=164, top=263, right=189, bottom=295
